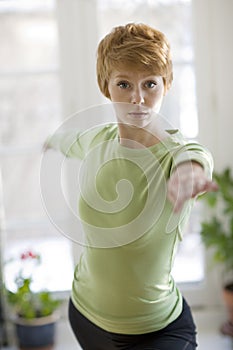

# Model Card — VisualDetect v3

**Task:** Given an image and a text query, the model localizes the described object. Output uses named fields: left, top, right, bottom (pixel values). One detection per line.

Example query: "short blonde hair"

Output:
left=96, top=23, right=173, bottom=99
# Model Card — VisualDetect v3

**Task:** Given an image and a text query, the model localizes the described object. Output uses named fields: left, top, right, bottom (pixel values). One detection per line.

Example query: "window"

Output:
left=1, top=0, right=74, bottom=293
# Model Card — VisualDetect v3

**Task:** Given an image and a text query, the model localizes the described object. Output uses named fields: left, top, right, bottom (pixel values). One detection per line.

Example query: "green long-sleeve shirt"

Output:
left=48, top=122, right=213, bottom=334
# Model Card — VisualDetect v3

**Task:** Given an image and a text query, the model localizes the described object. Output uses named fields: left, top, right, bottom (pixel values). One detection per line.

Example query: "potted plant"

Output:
left=200, top=167, right=233, bottom=337
left=4, top=250, right=62, bottom=349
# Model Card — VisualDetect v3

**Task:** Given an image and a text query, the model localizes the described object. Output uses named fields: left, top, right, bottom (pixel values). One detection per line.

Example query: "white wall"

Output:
left=192, top=0, right=233, bottom=170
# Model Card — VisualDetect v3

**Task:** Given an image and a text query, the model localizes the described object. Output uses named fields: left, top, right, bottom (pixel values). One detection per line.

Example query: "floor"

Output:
left=193, top=307, right=233, bottom=350
left=3, top=307, right=233, bottom=350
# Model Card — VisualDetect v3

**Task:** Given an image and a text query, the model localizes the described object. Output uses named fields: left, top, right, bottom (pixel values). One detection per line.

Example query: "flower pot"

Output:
left=13, top=313, right=59, bottom=350
left=220, top=282, right=233, bottom=337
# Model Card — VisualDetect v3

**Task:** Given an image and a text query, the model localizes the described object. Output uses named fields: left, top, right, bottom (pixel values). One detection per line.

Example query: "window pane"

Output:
left=97, top=0, right=193, bottom=61
left=4, top=225, right=74, bottom=293
left=0, top=1, right=70, bottom=295
left=2, top=154, right=47, bottom=222
left=161, top=63, right=198, bottom=138
left=0, top=0, right=55, bottom=13
left=172, top=203, right=205, bottom=283
left=0, top=9, right=58, bottom=72
left=0, top=74, right=61, bottom=147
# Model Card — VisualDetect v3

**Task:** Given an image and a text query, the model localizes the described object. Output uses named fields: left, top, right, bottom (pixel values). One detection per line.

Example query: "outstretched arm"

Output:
left=42, top=130, right=85, bottom=159
left=167, top=161, right=218, bottom=212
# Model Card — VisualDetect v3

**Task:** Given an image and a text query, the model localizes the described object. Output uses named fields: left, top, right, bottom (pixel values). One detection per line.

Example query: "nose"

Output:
left=131, top=88, right=144, bottom=105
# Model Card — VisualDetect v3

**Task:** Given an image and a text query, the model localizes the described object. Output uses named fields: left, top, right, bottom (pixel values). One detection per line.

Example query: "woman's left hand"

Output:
left=167, top=161, right=218, bottom=212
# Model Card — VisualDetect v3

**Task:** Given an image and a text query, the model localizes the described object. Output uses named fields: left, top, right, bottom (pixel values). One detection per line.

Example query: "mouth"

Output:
left=128, top=112, right=149, bottom=119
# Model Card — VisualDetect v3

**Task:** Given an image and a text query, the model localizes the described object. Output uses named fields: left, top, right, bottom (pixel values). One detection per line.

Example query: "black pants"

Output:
left=68, top=298, right=197, bottom=350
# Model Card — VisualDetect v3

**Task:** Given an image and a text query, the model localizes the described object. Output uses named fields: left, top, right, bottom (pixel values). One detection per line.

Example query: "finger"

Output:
left=205, top=181, right=218, bottom=192
left=193, top=180, right=218, bottom=197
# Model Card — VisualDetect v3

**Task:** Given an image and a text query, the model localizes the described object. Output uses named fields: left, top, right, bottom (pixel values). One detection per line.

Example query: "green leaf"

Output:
left=199, top=167, right=233, bottom=269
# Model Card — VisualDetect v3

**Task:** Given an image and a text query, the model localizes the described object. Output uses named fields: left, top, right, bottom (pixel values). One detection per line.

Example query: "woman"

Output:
left=46, top=23, right=217, bottom=349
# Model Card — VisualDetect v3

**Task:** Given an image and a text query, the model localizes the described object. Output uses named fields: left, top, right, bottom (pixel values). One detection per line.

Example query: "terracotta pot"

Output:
left=220, top=282, right=233, bottom=337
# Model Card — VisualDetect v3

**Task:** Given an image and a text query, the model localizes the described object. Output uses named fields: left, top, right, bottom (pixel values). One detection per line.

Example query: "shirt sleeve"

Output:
left=170, top=133, right=214, bottom=179
left=46, top=123, right=117, bottom=159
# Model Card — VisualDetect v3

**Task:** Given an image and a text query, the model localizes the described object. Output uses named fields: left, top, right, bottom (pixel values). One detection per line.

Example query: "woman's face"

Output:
left=108, top=65, right=165, bottom=127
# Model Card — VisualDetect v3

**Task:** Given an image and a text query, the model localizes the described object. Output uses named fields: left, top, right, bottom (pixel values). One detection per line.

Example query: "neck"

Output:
left=118, top=122, right=167, bottom=149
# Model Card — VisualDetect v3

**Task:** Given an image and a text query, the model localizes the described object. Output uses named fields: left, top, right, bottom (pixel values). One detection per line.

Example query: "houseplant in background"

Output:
left=200, top=167, right=233, bottom=338
left=4, top=250, right=62, bottom=349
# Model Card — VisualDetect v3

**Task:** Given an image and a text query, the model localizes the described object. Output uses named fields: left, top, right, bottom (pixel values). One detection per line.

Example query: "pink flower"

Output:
left=20, top=251, right=39, bottom=260
left=20, top=253, right=27, bottom=260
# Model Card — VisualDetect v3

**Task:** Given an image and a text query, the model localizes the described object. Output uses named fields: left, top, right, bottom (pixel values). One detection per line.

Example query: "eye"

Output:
left=145, top=81, right=157, bottom=88
left=117, top=81, right=130, bottom=89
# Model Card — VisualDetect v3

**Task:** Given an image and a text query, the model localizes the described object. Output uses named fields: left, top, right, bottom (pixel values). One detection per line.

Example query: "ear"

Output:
left=104, top=81, right=111, bottom=99
left=162, top=78, right=167, bottom=96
